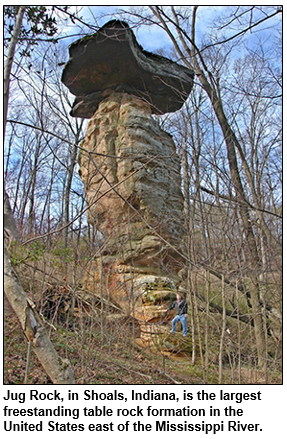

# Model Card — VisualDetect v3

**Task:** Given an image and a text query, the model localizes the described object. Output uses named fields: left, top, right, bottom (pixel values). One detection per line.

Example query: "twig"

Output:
left=104, top=360, right=152, bottom=381
left=24, top=341, right=32, bottom=384
left=156, top=367, right=181, bottom=384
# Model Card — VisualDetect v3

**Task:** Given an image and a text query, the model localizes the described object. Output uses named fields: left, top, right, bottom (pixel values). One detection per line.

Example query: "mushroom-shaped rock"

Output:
left=61, top=20, right=194, bottom=117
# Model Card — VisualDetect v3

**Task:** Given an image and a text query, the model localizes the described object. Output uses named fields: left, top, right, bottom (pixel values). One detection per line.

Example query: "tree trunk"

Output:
left=211, top=99, right=266, bottom=368
left=63, top=121, right=83, bottom=248
left=218, top=275, right=226, bottom=384
left=182, top=140, right=196, bottom=364
left=4, top=6, right=25, bottom=139
left=4, top=190, right=20, bottom=243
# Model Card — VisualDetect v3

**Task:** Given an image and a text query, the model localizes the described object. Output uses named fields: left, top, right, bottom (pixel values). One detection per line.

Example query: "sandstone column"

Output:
left=62, top=20, right=194, bottom=324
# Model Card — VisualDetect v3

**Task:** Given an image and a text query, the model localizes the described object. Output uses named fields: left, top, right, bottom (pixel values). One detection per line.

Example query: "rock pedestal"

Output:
left=78, top=92, right=185, bottom=322
left=62, top=20, right=193, bottom=335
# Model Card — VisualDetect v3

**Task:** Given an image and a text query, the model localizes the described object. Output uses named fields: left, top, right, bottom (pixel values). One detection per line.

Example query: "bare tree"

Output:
left=145, top=5, right=282, bottom=368
left=4, top=5, right=75, bottom=384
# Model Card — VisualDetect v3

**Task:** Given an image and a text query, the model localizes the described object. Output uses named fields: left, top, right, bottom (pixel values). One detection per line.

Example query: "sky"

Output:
left=57, top=5, right=173, bottom=52
left=57, top=5, right=282, bottom=64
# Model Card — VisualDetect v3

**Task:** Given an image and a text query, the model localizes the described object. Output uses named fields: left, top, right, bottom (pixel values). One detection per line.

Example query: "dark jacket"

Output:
left=167, top=299, right=188, bottom=315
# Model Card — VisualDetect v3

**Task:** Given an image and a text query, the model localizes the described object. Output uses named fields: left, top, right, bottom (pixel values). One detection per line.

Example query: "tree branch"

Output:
left=200, top=185, right=282, bottom=219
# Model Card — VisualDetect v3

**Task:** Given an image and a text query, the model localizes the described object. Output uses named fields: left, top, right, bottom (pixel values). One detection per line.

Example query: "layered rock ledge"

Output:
left=62, top=20, right=194, bottom=117
left=78, top=93, right=186, bottom=322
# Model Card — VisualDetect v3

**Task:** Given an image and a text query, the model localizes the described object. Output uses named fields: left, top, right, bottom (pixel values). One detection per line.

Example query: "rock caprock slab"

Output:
left=62, top=20, right=194, bottom=117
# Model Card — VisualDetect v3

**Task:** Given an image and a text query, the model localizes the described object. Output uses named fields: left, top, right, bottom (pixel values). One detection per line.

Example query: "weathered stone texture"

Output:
left=61, top=20, right=194, bottom=117
left=79, top=93, right=185, bottom=319
left=79, top=93, right=185, bottom=268
left=62, top=20, right=193, bottom=332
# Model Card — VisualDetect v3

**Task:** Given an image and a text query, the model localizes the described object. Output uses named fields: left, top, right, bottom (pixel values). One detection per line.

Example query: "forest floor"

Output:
left=3, top=296, right=282, bottom=386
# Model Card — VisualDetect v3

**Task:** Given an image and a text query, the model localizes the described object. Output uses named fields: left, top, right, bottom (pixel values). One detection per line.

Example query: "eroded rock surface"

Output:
left=79, top=93, right=185, bottom=321
left=62, top=20, right=193, bottom=344
left=62, top=20, right=194, bottom=117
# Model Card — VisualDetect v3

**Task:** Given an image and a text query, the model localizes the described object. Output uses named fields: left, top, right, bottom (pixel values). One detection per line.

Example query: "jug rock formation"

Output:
left=62, top=20, right=193, bottom=331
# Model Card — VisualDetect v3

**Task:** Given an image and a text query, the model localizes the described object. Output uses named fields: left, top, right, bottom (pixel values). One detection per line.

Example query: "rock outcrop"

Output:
left=78, top=92, right=185, bottom=322
left=62, top=20, right=194, bottom=117
left=62, top=20, right=193, bottom=340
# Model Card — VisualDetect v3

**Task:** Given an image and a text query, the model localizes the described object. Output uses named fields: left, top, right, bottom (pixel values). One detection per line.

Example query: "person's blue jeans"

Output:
left=171, top=314, right=187, bottom=336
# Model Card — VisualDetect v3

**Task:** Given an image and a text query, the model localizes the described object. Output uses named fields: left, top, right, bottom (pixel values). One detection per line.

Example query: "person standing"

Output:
left=165, top=293, right=188, bottom=336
